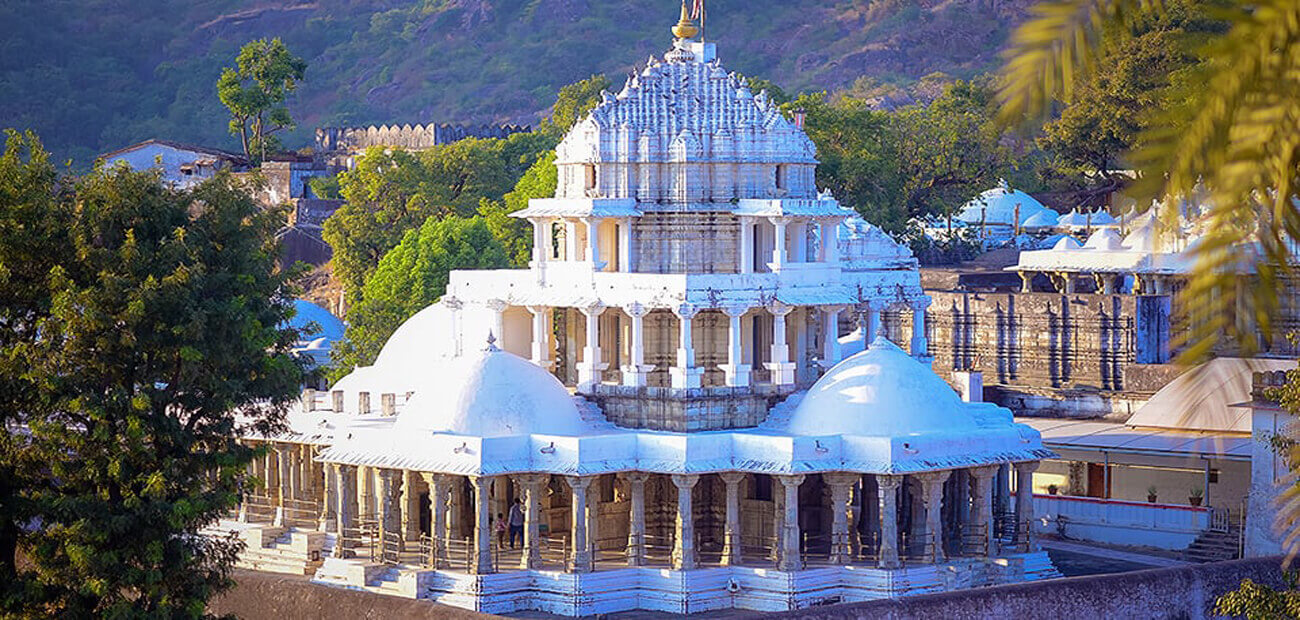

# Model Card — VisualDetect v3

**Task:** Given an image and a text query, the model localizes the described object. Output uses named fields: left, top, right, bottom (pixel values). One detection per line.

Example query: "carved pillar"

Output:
left=671, top=474, right=700, bottom=570
left=577, top=303, right=606, bottom=392
left=518, top=474, right=548, bottom=569
left=622, top=304, right=651, bottom=387
left=739, top=216, right=755, bottom=274
left=530, top=217, right=548, bottom=266
left=823, top=472, right=858, bottom=565
left=527, top=305, right=553, bottom=369
left=670, top=304, right=703, bottom=389
left=910, top=298, right=932, bottom=360
left=877, top=474, right=902, bottom=569
left=273, top=446, right=289, bottom=526
left=584, top=216, right=605, bottom=270
left=566, top=476, right=593, bottom=573
left=970, top=465, right=998, bottom=556
left=320, top=462, right=338, bottom=533
left=564, top=220, right=579, bottom=261
left=618, top=217, right=633, bottom=273
left=720, top=472, right=745, bottom=566
left=769, top=217, right=789, bottom=269
left=470, top=476, right=495, bottom=574
left=379, top=469, right=404, bottom=561
left=486, top=299, right=508, bottom=346
left=420, top=473, right=448, bottom=568
left=918, top=471, right=951, bottom=562
left=766, top=303, right=796, bottom=386
left=821, top=306, right=843, bottom=369
left=624, top=472, right=649, bottom=566
left=822, top=220, right=840, bottom=263
left=1014, top=462, right=1040, bottom=552
left=720, top=305, right=752, bottom=387
left=334, top=464, right=358, bottom=558
left=1019, top=271, right=1034, bottom=293
left=776, top=474, right=805, bottom=571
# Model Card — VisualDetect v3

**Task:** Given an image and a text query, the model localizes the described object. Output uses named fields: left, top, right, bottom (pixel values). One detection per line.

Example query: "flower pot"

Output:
left=1147, top=494, right=1158, bottom=503
left=1189, top=496, right=1202, bottom=506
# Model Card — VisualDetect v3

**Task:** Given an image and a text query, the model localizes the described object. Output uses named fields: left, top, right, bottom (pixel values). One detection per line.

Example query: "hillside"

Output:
left=0, top=0, right=1032, bottom=166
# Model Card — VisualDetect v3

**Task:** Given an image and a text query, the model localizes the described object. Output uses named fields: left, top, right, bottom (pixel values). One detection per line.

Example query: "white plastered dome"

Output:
left=394, top=340, right=590, bottom=438
left=787, top=336, right=977, bottom=437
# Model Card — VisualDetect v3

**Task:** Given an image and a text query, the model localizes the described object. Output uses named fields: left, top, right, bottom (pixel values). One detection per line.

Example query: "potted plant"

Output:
left=1189, top=487, right=1204, bottom=506
left=1147, top=485, right=1158, bottom=503
left=1047, top=484, right=1059, bottom=495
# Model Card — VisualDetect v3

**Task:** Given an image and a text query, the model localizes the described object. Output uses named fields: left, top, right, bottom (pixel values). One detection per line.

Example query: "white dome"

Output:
left=1058, top=210, right=1089, bottom=227
left=1089, top=210, right=1118, bottom=225
left=956, top=179, right=1054, bottom=227
left=1083, top=228, right=1124, bottom=250
left=1021, top=210, right=1059, bottom=228
left=1052, top=236, right=1083, bottom=251
left=395, top=341, right=590, bottom=438
left=787, top=337, right=976, bottom=437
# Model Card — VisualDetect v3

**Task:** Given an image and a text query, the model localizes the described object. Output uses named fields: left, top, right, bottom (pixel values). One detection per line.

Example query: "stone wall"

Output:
left=209, top=569, right=492, bottom=619
left=314, top=123, right=530, bottom=154
left=762, top=557, right=1287, bottom=620
left=923, top=291, right=1172, bottom=395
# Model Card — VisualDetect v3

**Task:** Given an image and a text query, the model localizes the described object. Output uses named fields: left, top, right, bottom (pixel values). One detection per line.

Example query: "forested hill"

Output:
left=0, top=0, right=1032, bottom=166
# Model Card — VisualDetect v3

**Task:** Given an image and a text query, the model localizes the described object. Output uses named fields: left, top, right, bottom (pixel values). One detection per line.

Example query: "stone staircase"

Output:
left=236, top=527, right=328, bottom=576
left=1183, top=526, right=1242, bottom=563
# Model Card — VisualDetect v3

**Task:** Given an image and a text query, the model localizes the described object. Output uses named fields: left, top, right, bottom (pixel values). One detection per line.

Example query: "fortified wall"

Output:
left=314, top=123, right=531, bottom=154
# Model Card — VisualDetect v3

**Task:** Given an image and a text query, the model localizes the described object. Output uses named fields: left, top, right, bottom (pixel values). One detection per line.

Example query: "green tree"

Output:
left=1216, top=573, right=1300, bottom=619
left=0, top=131, right=303, bottom=615
left=541, top=74, right=613, bottom=136
left=330, top=216, right=510, bottom=380
left=217, top=38, right=307, bottom=162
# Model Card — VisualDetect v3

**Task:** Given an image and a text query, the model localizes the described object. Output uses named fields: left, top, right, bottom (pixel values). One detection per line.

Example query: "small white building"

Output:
left=99, top=139, right=249, bottom=188
left=954, top=179, right=1058, bottom=242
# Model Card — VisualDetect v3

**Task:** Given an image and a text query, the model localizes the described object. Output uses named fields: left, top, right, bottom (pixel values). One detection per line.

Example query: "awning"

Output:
left=1016, top=417, right=1251, bottom=461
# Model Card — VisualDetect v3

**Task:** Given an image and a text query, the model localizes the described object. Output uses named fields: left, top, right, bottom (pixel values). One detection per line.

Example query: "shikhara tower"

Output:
left=214, top=8, right=1057, bottom=616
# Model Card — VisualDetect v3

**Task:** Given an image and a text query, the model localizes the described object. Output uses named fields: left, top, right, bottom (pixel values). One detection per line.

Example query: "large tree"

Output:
left=0, top=131, right=303, bottom=615
left=329, top=215, right=510, bottom=380
left=217, top=38, right=307, bottom=163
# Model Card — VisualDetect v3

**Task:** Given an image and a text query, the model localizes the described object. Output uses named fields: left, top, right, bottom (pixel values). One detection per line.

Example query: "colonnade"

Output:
left=241, top=441, right=326, bottom=527
left=1018, top=270, right=1176, bottom=296
left=302, top=461, right=1041, bottom=575
left=471, top=298, right=932, bottom=393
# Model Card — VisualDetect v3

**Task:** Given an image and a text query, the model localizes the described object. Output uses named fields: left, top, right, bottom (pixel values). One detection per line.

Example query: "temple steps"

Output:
left=1183, top=527, right=1242, bottom=563
left=235, top=527, right=326, bottom=576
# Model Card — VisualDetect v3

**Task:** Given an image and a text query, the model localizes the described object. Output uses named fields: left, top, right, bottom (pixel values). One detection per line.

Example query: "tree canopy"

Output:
left=0, top=130, right=303, bottom=615
left=217, top=38, right=307, bottom=163
left=329, top=215, right=510, bottom=380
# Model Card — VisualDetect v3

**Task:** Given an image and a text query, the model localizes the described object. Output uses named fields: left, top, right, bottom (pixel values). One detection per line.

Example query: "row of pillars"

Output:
left=1019, top=271, right=1174, bottom=295
left=315, top=461, right=1039, bottom=575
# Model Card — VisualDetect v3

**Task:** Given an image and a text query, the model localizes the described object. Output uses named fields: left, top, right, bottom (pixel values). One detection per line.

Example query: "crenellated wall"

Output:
left=314, top=123, right=531, bottom=154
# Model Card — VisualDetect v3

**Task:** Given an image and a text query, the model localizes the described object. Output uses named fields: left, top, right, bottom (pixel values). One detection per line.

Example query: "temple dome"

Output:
left=787, top=337, right=977, bottom=437
left=1022, top=210, right=1060, bottom=229
left=955, top=179, right=1054, bottom=227
left=395, top=341, right=589, bottom=438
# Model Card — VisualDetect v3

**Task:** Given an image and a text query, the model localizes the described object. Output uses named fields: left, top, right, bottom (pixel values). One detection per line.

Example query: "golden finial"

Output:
left=672, top=1, right=699, bottom=40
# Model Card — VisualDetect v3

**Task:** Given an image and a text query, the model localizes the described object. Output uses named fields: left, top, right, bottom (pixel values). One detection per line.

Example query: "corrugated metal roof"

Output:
left=1017, top=417, right=1251, bottom=461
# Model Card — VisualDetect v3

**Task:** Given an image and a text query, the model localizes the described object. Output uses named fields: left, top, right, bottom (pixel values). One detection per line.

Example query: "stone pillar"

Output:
left=823, top=472, right=857, bottom=565
left=379, top=469, right=405, bottom=561
left=584, top=217, right=604, bottom=269
left=358, top=391, right=371, bottom=415
left=776, top=474, right=805, bottom=571
left=564, top=220, right=579, bottom=261
left=331, top=389, right=344, bottom=413
left=766, top=303, right=796, bottom=386
left=577, top=303, right=606, bottom=392
left=518, top=474, right=547, bottom=570
left=822, top=220, right=840, bottom=263
left=321, top=462, right=338, bottom=533
left=865, top=301, right=883, bottom=343
left=918, top=471, right=950, bottom=562
left=910, top=298, right=931, bottom=361
left=334, top=464, right=358, bottom=558
left=877, top=474, right=902, bottom=569
left=531, top=218, right=548, bottom=266
left=790, top=221, right=807, bottom=262
left=618, top=217, right=633, bottom=272
left=769, top=217, right=789, bottom=269
left=739, top=216, right=754, bottom=274
left=420, top=473, right=448, bottom=568
left=720, top=472, right=745, bottom=566
left=566, top=476, right=593, bottom=573
left=486, top=299, right=508, bottom=345
left=470, top=476, right=495, bottom=574
left=670, top=304, right=703, bottom=389
left=671, top=474, right=700, bottom=570
left=273, top=446, right=289, bottom=525
left=1019, top=271, right=1034, bottom=293
left=445, top=296, right=464, bottom=357
left=624, top=472, right=649, bottom=566
left=720, top=306, right=751, bottom=387
left=402, top=470, right=421, bottom=542
left=301, top=388, right=315, bottom=412
left=1014, top=462, right=1040, bottom=552
left=622, top=304, right=651, bottom=387
left=970, top=466, right=998, bottom=556
left=527, top=306, right=553, bottom=369
left=821, top=306, right=843, bottom=369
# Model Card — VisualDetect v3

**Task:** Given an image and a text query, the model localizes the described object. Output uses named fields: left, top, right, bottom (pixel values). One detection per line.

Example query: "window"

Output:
left=584, top=164, right=597, bottom=191
left=752, top=474, right=773, bottom=501
left=775, top=165, right=788, bottom=191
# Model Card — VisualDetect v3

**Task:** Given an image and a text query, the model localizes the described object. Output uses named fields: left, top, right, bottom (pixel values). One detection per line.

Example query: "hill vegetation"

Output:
left=0, top=0, right=1033, bottom=166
